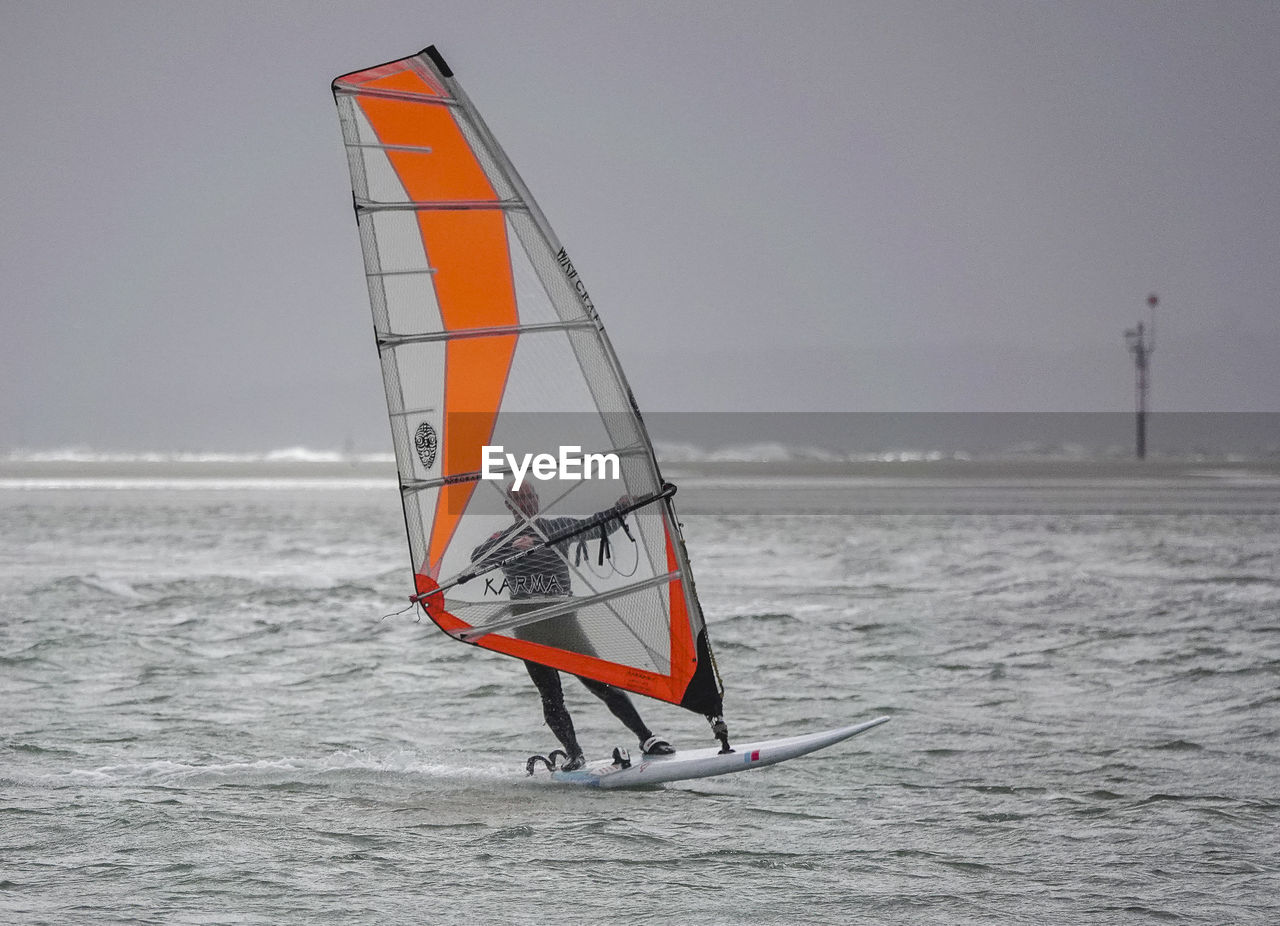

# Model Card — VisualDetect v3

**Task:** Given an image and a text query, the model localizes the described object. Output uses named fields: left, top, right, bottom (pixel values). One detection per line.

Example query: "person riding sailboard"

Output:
left=332, top=44, right=892, bottom=787
left=471, top=483, right=676, bottom=769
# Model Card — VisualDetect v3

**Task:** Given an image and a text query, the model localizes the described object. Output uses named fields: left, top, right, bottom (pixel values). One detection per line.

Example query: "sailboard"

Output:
left=548, top=717, right=890, bottom=789
left=331, top=45, right=888, bottom=778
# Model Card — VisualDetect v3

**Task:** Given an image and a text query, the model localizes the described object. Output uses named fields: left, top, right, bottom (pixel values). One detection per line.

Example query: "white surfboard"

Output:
left=543, top=716, right=890, bottom=788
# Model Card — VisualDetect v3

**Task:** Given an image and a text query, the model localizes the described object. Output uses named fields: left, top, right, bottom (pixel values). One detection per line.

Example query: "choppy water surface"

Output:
left=3, top=473, right=1279, bottom=924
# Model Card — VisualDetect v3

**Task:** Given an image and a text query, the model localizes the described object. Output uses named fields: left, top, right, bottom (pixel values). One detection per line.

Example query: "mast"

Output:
left=1124, top=294, right=1157, bottom=460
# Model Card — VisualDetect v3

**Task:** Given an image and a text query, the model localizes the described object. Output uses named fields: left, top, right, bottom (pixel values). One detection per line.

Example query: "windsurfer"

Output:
left=470, top=482, right=676, bottom=769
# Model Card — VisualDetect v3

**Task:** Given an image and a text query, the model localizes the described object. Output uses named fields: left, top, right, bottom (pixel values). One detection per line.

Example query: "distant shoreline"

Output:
left=3, top=457, right=1279, bottom=482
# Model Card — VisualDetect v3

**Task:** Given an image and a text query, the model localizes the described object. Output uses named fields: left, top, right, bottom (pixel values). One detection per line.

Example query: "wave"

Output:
left=3, top=447, right=396, bottom=464
left=0, top=477, right=394, bottom=491
left=657, top=442, right=1277, bottom=464
left=8, top=442, right=1280, bottom=468
left=26, top=575, right=392, bottom=610
left=653, top=441, right=967, bottom=463
left=20, top=750, right=516, bottom=790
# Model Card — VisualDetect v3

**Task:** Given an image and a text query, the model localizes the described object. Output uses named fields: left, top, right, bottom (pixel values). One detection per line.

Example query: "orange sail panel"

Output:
left=333, top=46, right=723, bottom=717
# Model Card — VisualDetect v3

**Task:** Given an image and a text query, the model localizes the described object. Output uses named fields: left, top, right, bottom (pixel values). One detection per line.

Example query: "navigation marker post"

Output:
left=1124, top=294, right=1157, bottom=460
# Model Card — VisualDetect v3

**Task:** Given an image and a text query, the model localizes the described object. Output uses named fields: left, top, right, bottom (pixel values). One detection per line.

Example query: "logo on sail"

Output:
left=556, top=248, right=595, bottom=316
left=484, top=575, right=566, bottom=597
left=414, top=421, right=438, bottom=469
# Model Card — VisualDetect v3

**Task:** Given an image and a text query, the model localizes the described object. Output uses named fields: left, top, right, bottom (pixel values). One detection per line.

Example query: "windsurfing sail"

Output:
left=331, top=46, right=725, bottom=722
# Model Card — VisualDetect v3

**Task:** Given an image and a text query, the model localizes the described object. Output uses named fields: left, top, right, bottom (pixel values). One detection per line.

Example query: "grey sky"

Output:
left=3, top=1, right=1278, bottom=451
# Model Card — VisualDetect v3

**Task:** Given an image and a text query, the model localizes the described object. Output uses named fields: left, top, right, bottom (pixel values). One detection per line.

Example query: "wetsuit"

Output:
left=470, top=507, right=653, bottom=758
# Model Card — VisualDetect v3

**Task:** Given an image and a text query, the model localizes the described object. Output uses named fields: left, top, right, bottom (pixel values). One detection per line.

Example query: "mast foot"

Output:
left=709, top=715, right=733, bottom=754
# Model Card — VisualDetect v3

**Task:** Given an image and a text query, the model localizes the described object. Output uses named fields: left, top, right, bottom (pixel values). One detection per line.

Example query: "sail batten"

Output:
left=334, top=85, right=462, bottom=106
left=346, top=142, right=436, bottom=154
left=377, top=319, right=597, bottom=348
left=355, top=199, right=527, bottom=212
left=332, top=46, right=724, bottom=718
left=455, top=571, right=683, bottom=642
left=366, top=268, right=438, bottom=278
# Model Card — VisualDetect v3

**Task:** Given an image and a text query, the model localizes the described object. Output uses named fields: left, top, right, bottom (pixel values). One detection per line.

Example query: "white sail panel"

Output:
left=379, top=273, right=443, bottom=337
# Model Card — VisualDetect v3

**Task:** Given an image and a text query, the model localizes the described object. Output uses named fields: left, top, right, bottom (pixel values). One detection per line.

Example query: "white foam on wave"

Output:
left=3, top=447, right=396, bottom=465
left=10, top=444, right=1269, bottom=473
left=78, top=575, right=149, bottom=600
left=707, top=442, right=844, bottom=463
left=655, top=441, right=878, bottom=463
left=1186, top=468, right=1280, bottom=485
left=49, top=749, right=514, bottom=788
left=0, top=477, right=391, bottom=491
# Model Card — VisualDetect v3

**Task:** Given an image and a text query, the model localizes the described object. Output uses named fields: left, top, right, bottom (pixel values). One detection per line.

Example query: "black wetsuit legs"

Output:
left=525, top=660, right=580, bottom=756
left=524, top=661, right=652, bottom=755
left=577, top=676, right=652, bottom=743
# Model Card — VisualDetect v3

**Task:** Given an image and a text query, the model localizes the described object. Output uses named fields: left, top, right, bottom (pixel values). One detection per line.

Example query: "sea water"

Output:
left=2, top=465, right=1278, bottom=924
